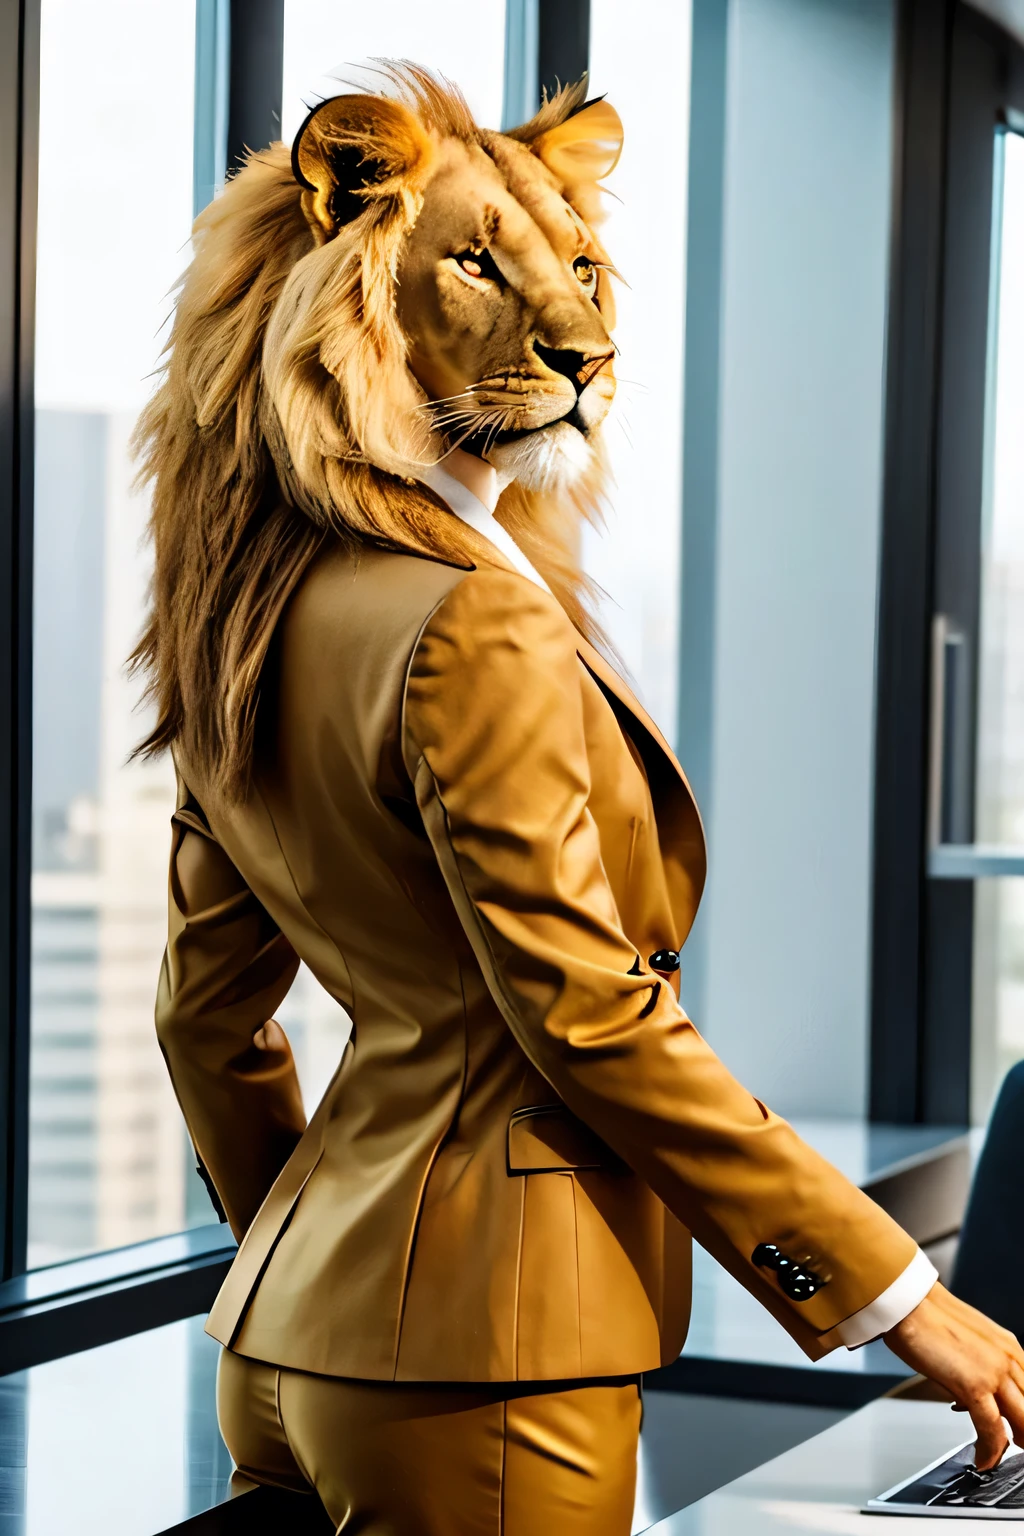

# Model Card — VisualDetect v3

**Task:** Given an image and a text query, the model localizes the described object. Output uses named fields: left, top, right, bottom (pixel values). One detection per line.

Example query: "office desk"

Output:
left=646, top=1396, right=998, bottom=1532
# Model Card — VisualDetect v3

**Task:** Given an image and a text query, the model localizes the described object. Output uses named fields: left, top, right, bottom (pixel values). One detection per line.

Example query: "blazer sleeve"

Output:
left=155, top=769, right=306, bottom=1240
left=402, top=567, right=918, bottom=1354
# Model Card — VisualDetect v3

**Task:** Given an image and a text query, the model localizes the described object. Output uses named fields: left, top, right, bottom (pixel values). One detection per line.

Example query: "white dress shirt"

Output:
left=832, top=1246, right=938, bottom=1348
left=419, top=462, right=550, bottom=594
left=420, top=456, right=937, bottom=1351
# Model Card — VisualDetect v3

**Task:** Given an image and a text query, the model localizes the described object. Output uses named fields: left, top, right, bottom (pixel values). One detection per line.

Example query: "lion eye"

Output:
left=455, top=248, right=500, bottom=283
left=573, top=256, right=596, bottom=289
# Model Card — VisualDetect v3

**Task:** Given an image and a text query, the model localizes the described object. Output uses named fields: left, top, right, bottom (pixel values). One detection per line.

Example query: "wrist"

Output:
left=884, top=1282, right=940, bottom=1344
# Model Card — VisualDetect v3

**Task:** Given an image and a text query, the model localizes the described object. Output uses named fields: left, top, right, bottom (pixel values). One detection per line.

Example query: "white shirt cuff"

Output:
left=834, top=1247, right=938, bottom=1349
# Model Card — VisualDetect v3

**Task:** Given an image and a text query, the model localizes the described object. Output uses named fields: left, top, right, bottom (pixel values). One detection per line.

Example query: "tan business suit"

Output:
left=157, top=536, right=915, bottom=1525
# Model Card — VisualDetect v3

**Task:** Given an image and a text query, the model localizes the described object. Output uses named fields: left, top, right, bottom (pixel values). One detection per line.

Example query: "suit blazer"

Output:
left=157, top=539, right=916, bottom=1383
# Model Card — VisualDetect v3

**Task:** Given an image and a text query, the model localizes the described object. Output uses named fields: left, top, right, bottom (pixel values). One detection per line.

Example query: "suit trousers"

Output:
left=217, top=1347, right=642, bottom=1534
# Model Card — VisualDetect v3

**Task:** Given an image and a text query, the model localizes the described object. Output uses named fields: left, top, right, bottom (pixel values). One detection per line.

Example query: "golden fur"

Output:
left=131, top=65, right=620, bottom=797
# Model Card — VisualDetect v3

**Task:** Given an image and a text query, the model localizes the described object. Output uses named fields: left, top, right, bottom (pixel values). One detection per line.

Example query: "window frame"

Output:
left=0, top=0, right=273, bottom=1354
left=871, top=0, right=1024, bottom=1125
left=0, top=0, right=588, bottom=1371
left=1, top=0, right=39, bottom=1288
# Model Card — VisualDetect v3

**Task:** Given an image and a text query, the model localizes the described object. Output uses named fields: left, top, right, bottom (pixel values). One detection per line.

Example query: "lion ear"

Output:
left=292, top=93, right=432, bottom=240
left=531, top=97, right=623, bottom=185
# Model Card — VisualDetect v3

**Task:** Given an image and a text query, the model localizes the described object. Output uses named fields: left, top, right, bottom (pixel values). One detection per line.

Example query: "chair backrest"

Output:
left=951, top=1059, right=1024, bottom=1341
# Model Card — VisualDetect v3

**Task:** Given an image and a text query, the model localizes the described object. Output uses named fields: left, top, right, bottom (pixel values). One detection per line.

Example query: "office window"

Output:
left=584, top=0, right=690, bottom=738
left=28, top=0, right=201, bottom=1265
left=972, top=129, right=1024, bottom=1122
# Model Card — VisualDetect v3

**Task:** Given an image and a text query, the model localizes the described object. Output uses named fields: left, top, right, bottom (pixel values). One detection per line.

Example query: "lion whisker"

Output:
left=446, top=421, right=488, bottom=455
left=429, top=409, right=496, bottom=441
left=435, top=404, right=505, bottom=427
left=437, top=406, right=512, bottom=456
left=593, top=262, right=630, bottom=289
left=483, top=409, right=516, bottom=456
left=429, top=411, right=486, bottom=433
left=427, top=403, right=482, bottom=424
left=416, top=386, right=484, bottom=412
left=428, top=407, right=473, bottom=423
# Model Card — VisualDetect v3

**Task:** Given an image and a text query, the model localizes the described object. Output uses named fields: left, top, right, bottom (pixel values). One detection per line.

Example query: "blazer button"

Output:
left=779, top=1267, right=823, bottom=1302
left=649, top=949, right=680, bottom=976
left=751, top=1242, right=826, bottom=1302
left=752, top=1242, right=782, bottom=1269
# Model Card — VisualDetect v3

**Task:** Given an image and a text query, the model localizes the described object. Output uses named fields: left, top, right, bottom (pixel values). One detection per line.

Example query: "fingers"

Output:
left=967, top=1395, right=1008, bottom=1470
left=884, top=1283, right=1024, bottom=1464
left=996, top=1377, right=1024, bottom=1453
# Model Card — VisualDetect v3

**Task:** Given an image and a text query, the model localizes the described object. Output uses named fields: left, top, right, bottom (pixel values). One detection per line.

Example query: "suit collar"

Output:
left=417, top=467, right=551, bottom=595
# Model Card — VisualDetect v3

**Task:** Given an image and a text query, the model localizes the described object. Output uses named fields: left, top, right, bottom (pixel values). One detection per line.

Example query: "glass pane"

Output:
left=584, top=0, right=689, bottom=736
left=972, top=129, right=1024, bottom=1123
left=281, top=1, right=507, bottom=144
left=29, top=0, right=201, bottom=1265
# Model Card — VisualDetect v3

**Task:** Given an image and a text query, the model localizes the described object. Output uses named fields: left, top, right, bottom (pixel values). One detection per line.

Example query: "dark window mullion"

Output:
left=0, top=0, right=40, bottom=1281
left=537, top=0, right=591, bottom=103
left=226, top=0, right=284, bottom=176
left=870, top=0, right=955, bottom=1124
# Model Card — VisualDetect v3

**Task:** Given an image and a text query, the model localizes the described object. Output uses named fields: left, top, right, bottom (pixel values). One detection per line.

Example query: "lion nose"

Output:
left=534, top=342, right=614, bottom=397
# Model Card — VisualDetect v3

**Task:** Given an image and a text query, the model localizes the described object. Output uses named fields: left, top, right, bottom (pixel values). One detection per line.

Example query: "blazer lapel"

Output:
left=574, top=631, right=708, bottom=951
left=573, top=634, right=703, bottom=827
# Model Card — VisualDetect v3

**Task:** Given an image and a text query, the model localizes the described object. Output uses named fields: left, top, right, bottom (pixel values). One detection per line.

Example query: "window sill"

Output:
left=0, top=1224, right=237, bottom=1375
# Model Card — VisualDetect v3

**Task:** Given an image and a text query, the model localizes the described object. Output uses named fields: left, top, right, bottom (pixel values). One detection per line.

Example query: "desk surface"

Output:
left=647, top=1397, right=999, bottom=1533
left=784, top=1120, right=970, bottom=1186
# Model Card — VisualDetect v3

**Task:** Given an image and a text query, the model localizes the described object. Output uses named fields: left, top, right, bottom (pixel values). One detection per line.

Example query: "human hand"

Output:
left=883, top=1282, right=1024, bottom=1469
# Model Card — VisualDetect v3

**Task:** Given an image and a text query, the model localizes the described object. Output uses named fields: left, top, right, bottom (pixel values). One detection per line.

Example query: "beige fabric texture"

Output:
left=154, top=542, right=917, bottom=1383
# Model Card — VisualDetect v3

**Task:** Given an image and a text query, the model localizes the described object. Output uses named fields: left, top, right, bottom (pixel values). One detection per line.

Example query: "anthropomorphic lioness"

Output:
left=141, top=64, right=1024, bottom=1536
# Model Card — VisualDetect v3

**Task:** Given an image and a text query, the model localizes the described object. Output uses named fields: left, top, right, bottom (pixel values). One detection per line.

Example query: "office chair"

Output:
left=950, top=1059, right=1024, bottom=1343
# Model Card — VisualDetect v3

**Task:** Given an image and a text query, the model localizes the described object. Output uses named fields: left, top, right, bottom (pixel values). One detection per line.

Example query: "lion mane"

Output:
left=131, top=65, right=610, bottom=799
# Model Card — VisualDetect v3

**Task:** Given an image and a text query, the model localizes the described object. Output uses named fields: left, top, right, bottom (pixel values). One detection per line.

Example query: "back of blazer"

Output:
left=157, top=539, right=916, bottom=1383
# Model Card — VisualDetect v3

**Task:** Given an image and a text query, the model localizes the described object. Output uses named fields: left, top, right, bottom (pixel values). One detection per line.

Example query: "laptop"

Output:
left=866, top=1441, right=1024, bottom=1517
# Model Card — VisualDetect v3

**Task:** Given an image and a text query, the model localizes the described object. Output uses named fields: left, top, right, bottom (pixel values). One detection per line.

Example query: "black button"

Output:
left=648, top=949, right=680, bottom=973
left=779, top=1267, right=823, bottom=1302
left=752, top=1243, right=782, bottom=1269
left=751, top=1242, right=825, bottom=1302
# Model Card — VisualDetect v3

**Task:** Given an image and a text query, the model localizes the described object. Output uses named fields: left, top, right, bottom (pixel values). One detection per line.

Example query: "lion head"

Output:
left=279, top=68, right=622, bottom=498
left=132, top=64, right=624, bottom=795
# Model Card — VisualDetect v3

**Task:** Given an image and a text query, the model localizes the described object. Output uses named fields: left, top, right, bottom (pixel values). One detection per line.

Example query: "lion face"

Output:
left=281, top=73, right=624, bottom=497
left=394, top=133, right=616, bottom=488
